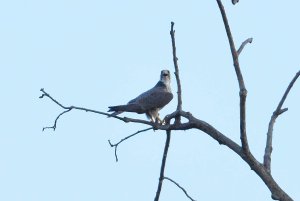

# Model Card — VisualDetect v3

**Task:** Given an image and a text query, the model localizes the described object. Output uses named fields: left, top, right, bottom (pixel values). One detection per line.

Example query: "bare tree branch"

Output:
left=164, top=177, right=196, bottom=201
left=40, top=75, right=295, bottom=200
left=170, top=22, right=183, bottom=124
left=40, top=88, right=159, bottom=129
left=40, top=87, right=294, bottom=200
left=215, top=1, right=294, bottom=200
left=264, top=71, right=300, bottom=172
left=108, top=127, right=152, bottom=162
left=42, top=108, right=72, bottom=131
left=216, top=0, right=249, bottom=152
left=154, top=130, right=171, bottom=201
left=237, top=38, right=253, bottom=56
left=40, top=14, right=297, bottom=200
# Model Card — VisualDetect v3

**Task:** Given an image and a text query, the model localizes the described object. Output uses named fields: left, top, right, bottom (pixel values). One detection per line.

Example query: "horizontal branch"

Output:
left=39, top=89, right=240, bottom=153
left=40, top=87, right=293, bottom=200
left=40, top=88, right=156, bottom=130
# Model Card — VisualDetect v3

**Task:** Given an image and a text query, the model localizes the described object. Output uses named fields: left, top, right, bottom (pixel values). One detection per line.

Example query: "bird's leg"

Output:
left=155, top=114, right=165, bottom=125
left=148, top=116, right=156, bottom=124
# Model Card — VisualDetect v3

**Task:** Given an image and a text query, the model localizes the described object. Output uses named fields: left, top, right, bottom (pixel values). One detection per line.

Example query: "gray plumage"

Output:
left=108, top=70, right=173, bottom=122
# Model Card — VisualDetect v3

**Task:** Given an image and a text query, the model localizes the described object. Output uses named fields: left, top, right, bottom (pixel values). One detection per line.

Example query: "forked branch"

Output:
left=40, top=5, right=297, bottom=199
left=264, top=71, right=300, bottom=172
left=108, top=127, right=152, bottom=162
left=216, top=0, right=249, bottom=152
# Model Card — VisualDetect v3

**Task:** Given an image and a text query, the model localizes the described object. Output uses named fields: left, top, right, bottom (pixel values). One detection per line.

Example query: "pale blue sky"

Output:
left=1, top=0, right=299, bottom=200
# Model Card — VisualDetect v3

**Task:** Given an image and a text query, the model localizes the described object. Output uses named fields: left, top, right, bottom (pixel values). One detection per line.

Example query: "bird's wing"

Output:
left=129, top=87, right=173, bottom=111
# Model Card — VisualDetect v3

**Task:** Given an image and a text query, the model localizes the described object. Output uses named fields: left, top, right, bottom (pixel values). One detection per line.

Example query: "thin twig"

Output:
left=264, top=71, right=300, bottom=172
left=237, top=38, right=253, bottom=56
left=164, top=177, right=196, bottom=201
left=170, top=22, right=183, bottom=124
left=40, top=88, right=69, bottom=109
left=108, top=127, right=152, bottom=162
left=42, top=109, right=72, bottom=131
left=216, top=0, right=249, bottom=152
left=40, top=88, right=157, bottom=129
left=154, top=130, right=171, bottom=201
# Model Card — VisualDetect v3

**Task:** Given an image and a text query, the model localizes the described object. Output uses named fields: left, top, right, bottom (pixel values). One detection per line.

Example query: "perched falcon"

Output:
left=108, top=70, right=173, bottom=122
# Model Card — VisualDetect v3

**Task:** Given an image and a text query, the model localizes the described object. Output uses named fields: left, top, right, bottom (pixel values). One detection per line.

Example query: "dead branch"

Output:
left=237, top=38, right=253, bottom=56
left=40, top=86, right=295, bottom=200
left=108, top=127, right=152, bottom=162
left=170, top=22, right=183, bottom=124
left=42, top=109, right=72, bottom=131
left=40, top=88, right=157, bottom=129
left=216, top=0, right=249, bottom=152
left=216, top=1, right=294, bottom=200
left=264, top=71, right=300, bottom=172
left=40, top=3, right=298, bottom=200
left=164, top=177, right=196, bottom=201
left=154, top=130, right=171, bottom=201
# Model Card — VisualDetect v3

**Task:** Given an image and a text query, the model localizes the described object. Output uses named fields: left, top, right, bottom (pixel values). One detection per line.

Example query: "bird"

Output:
left=108, top=70, right=173, bottom=123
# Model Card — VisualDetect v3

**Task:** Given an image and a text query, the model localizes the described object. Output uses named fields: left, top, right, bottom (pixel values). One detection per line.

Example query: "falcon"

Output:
left=108, top=70, right=173, bottom=123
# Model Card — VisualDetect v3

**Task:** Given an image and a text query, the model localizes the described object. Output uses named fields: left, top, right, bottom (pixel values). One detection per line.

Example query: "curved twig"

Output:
left=237, top=38, right=253, bottom=56
left=40, top=86, right=294, bottom=200
left=108, top=127, right=152, bottom=162
left=42, top=109, right=72, bottom=131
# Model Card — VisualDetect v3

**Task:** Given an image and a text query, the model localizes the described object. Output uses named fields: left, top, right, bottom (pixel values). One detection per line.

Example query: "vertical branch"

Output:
left=264, top=71, right=300, bottom=172
left=170, top=22, right=183, bottom=115
left=216, top=0, right=249, bottom=152
left=154, top=130, right=171, bottom=201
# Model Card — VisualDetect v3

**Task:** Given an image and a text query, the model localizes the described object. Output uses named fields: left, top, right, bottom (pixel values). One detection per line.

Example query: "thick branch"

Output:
left=108, top=127, right=152, bottom=162
left=164, top=177, right=196, bottom=201
left=170, top=22, right=183, bottom=124
left=264, top=71, right=300, bottom=172
left=154, top=131, right=171, bottom=201
left=216, top=0, right=249, bottom=152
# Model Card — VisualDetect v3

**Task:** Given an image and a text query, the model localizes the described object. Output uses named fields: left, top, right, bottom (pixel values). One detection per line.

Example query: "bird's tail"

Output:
left=107, top=104, right=142, bottom=118
left=108, top=105, right=128, bottom=112
left=107, top=105, right=125, bottom=117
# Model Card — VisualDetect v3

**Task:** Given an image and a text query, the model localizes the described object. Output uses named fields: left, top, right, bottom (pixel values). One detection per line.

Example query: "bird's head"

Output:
left=160, top=70, right=171, bottom=85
